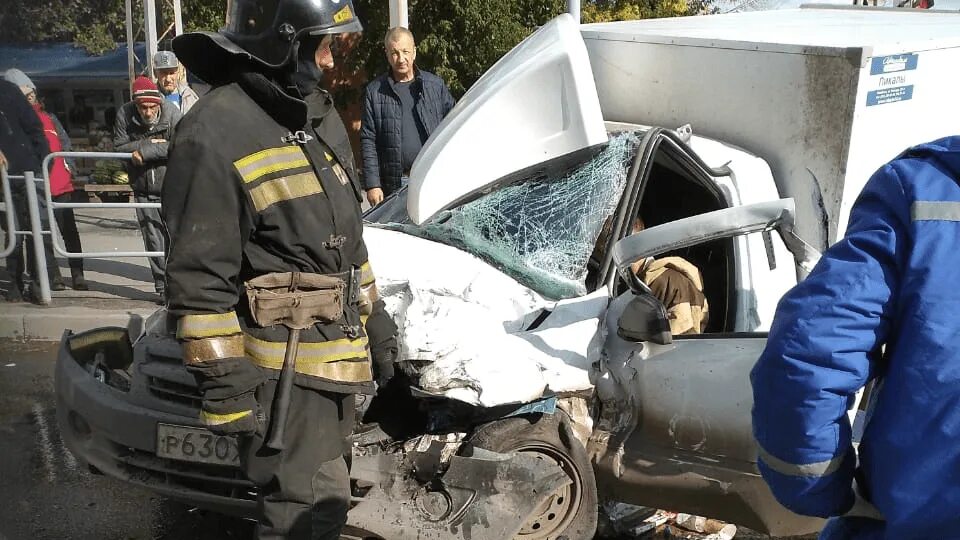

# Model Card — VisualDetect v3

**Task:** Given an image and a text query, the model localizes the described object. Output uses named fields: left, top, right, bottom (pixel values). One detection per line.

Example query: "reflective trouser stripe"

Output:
left=757, top=444, right=848, bottom=478
left=911, top=201, right=960, bottom=221
left=244, top=334, right=373, bottom=382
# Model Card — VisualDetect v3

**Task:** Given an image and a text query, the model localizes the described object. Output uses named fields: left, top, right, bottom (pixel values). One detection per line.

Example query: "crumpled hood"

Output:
left=364, top=226, right=604, bottom=407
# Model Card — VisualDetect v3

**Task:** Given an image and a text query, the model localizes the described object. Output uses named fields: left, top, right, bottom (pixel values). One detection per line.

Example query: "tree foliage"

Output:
left=0, top=0, right=225, bottom=56
left=2, top=0, right=714, bottom=91
left=581, top=0, right=715, bottom=22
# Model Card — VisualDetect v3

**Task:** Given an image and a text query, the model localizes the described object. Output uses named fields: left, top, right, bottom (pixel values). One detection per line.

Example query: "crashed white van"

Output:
left=56, top=9, right=960, bottom=540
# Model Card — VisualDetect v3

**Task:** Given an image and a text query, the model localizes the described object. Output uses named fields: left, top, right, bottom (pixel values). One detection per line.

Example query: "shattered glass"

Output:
left=409, top=132, right=639, bottom=299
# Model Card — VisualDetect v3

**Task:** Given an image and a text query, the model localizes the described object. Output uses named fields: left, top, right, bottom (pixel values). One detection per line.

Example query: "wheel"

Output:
left=467, top=413, right=599, bottom=540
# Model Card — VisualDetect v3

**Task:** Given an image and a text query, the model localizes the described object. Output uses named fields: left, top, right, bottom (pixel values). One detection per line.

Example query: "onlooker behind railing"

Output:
left=0, top=75, right=62, bottom=303
left=113, top=76, right=181, bottom=302
left=153, top=51, right=201, bottom=115
left=6, top=68, right=88, bottom=291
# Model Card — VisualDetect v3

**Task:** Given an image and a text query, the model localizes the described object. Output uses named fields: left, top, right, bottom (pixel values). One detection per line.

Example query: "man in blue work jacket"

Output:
left=751, top=136, right=960, bottom=539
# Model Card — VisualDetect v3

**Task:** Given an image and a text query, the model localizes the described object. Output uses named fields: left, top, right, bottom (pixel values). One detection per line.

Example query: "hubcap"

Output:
left=515, top=443, right=582, bottom=539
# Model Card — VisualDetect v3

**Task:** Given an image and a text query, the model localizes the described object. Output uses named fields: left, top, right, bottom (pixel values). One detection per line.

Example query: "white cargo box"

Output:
left=581, top=7, right=960, bottom=248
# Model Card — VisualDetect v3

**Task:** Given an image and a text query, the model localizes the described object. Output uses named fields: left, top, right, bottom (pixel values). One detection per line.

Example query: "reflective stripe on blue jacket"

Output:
left=751, top=136, right=960, bottom=540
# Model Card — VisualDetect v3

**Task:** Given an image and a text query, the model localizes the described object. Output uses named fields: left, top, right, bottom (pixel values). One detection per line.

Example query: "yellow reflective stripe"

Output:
left=177, top=312, right=242, bottom=339
left=244, top=334, right=368, bottom=366
left=359, top=261, right=375, bottom=286
left=68, top=328, right=128, bottom=351
left=234, top=146, right=308, bottom=184
left=333, top=4, right=353, bottom=23
left=324, top=152, right=334, bottom=162
left=200, top=409, right=252, bottom=426
left=248, top=172, right=323, bottom=212
left=244, top=334, right=372, bottom=382
left=182, top=335, right=245, bottom=364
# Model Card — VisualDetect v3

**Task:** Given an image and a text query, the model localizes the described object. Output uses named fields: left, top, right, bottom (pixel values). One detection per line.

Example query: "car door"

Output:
left=594, top=200, right=826, bottom=536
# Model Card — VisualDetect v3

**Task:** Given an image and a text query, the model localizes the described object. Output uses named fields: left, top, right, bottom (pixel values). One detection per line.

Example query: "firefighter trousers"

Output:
left=241, top=379, right=355, bottom=540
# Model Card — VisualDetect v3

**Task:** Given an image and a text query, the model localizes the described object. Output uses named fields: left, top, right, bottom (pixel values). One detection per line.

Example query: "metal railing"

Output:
left=42, top=152, right=162, bottom=259
left=1, top=167, right=54, bottom=304
left=0, top=166, right=18, bottom=259
left=1, top=151, right=163, bottom=305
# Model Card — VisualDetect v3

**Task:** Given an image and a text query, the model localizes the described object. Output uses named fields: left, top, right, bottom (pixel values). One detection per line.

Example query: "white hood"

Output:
left=365, top=227, right=603, bottom=407
left=406, top=14, right=607, bottom=225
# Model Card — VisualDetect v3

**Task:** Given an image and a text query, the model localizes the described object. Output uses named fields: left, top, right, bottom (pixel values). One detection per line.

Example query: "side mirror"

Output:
left=617, top=293, right=673, bottom=345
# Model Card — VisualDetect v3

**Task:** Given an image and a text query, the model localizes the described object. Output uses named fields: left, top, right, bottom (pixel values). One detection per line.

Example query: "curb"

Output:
left=0, top=306, right=157, bottom=341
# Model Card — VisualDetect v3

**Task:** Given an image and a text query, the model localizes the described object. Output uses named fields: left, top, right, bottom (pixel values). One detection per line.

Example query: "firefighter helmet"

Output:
left=223, top=0, right=361, bottom=68
left=173, top=0, right=361, bottom=81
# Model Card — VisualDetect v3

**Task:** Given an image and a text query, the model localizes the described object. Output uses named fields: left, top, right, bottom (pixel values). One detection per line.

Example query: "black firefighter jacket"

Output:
left=163, top=73, right=388, bottom=395
left=113, top=100, right=181, bottom=197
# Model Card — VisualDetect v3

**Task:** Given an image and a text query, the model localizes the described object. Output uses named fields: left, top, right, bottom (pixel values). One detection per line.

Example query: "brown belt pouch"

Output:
left=244, top=272, right=346, bottom=330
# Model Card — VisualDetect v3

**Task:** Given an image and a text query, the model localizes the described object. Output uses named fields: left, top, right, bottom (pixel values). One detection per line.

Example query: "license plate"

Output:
left=156, top=423, right=241, bottom=467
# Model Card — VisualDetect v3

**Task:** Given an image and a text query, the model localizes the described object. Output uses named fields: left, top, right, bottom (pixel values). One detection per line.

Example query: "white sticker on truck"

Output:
left=867, top=53, right=918, bottom=107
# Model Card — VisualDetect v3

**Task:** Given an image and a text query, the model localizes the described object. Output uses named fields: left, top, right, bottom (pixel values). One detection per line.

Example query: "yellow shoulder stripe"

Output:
left=234, top=146, right=309, bottom=184
left=248, top=172, right=323, bottom=213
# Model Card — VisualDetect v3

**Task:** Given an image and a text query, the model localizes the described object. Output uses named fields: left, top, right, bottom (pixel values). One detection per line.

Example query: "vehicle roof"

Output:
left=580, top=7, right=960, bottom=50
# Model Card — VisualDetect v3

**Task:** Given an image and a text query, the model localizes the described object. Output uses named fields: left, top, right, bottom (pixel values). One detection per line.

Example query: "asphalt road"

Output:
left=0, top=339, right=806, bottom=540
left=0, top=340, right=254, bottom=540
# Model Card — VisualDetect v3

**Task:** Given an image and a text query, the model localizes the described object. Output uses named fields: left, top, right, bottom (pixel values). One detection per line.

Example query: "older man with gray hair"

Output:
left=360, top=27, right=455, bottom=206
left=153, top=50, right=200, bottom=113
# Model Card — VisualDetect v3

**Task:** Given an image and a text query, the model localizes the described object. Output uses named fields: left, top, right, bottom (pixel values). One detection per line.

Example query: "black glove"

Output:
left=198, top=392, right=262, bottom=436
left=187, top=357, right=264, bottom=436
left=371, top=345, right=397, bottom=389
left=365, top=300, right=399, bottom=389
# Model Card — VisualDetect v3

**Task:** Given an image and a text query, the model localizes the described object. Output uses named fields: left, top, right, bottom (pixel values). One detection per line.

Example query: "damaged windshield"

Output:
left=366, top=132, right=640, bottom=299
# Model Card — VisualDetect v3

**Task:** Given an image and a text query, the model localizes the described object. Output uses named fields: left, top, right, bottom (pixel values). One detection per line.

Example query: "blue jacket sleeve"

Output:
left=440, top=81, right=455, bottom=117
left=359, top=86, right=381, bottom=190
left=750, top=164, right=910, bottom=517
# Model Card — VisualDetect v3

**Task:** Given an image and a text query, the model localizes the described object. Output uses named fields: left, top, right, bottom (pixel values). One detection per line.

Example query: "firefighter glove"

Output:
left=371, top=345, right=397, bottom=389
left=186, top=357, right=264, bottom=436
left=365, top=300, right=398, bottom=388
left=199, top=392, right=262, bottom=436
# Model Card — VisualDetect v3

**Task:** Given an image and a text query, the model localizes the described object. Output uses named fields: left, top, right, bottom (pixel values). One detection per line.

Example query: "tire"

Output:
left=466, top=413, right=599, bottom=540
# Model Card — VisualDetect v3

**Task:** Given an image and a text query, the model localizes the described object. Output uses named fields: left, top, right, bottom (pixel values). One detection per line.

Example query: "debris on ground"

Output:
left=599, top=502, right=674, bottom=537
left=600, top=502, right=737, bottom=539
left=665, top=513, right=737, bottom=539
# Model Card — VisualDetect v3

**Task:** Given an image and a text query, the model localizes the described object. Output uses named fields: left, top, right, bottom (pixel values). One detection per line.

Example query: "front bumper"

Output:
left=56, top=328, right=571, bottom=539
left=55, top=328, right=257, bottom=518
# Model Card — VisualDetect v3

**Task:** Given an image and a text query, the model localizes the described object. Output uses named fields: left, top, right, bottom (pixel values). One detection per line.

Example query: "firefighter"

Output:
left=162, top=1, right=397, bottom=538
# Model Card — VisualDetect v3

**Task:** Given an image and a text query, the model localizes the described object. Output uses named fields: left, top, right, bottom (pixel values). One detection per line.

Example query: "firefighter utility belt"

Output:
left=244, top=269, right=362, bottom=336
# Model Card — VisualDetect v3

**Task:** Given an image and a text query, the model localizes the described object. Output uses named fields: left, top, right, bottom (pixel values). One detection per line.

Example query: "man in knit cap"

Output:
left=113, top=76, right=181, bottom=301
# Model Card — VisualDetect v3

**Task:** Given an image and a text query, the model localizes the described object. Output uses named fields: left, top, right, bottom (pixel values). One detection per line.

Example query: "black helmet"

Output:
left=174, top=0, right=361, bottom=81
left=223, top=0, right=361, bottom=67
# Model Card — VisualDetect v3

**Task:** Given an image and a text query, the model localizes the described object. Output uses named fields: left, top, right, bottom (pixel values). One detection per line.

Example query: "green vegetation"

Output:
left=0, top=0, right=714, bottom=95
